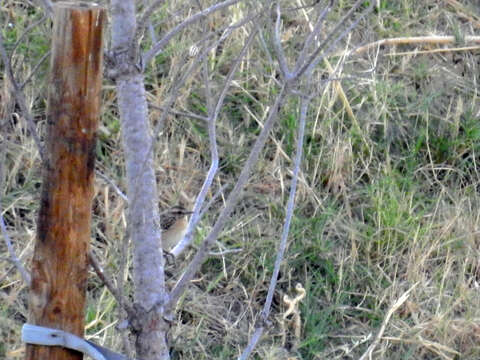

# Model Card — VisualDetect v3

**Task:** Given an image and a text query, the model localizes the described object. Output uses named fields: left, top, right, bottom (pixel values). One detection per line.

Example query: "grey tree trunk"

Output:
left=110, top=1, right=169, bottom=359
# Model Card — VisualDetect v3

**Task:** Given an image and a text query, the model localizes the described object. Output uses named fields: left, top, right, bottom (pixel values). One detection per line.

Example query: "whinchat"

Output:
left=159, top=205, right=193, bottom=251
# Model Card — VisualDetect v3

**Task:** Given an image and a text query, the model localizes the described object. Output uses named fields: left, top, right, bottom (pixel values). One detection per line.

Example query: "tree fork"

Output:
left=26, top=2, right=105, bottom=360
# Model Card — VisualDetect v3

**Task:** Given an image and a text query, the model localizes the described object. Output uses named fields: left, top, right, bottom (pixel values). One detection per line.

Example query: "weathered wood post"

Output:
left=26, top=2, right=105, bottom=360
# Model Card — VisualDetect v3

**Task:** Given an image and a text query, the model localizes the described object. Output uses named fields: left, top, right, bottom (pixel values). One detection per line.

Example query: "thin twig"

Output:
left=129, top=13, right=257, bottom=218
left=239, top=3, right=374, bottom=356
left=172, top=25, right=258, bottom=257
left=261, top=94, right=309, bottom=320
left=169, top=6, right=217, bottom=256
left=208, top=248, right=242, bottom=256
left=0, top=34, right=45, bottom=160
left=96, top=171, right=129, bottom=202
left=9, top=14, right=48, bottom=65
left=238, top=328, right=263, bottom=360
left=143, top=0, right=242, bottom=68
left=33, top=0, right=54, bottom=15
left=148, top=103, right=209, bottom=122
left=272, top=2, right=292, bottom=79
left=168, top=82, right=288, bottom=309
left=152, top=12, right=255, bottom=140
left=0, top=141, right=31, bottom=286
left=199, top=183, right=230, bottom=219
left=20, top=50, right=51, bottom=90
left=88, top=251, right=135, bottom=317
left=136, top=0, right=164, bottom=44
left=238, top=88, right=311, bottom=360
left=0, top=213, right=31, bottom=286
left=295, top=1, right=332, bottom=69
left=296, top=0, right=374, bottom=77
left=117, top=15, right=254, bottom=292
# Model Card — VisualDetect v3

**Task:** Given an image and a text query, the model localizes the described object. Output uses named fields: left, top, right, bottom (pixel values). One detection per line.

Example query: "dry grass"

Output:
left=2, top=0, right=480, bottom=359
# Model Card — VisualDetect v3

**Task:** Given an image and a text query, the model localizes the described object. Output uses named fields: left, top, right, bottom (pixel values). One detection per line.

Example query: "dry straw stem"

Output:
left=296, top=0, right=362, bottom=140
left=444, top=0, right=480, bottom=28
left=358, top=282, right=419, bottom=360
left=387, top=45, right=480, bottom=57
left=380, top=336, right=461, bottom=360
left=351, top=35, right=480, bottom=55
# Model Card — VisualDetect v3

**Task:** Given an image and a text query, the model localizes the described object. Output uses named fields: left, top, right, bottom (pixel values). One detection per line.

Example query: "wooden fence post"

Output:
left=26, top=2, right=105, bottom=360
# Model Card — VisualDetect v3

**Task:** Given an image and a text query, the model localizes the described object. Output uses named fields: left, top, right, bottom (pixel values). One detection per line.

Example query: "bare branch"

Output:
left=295, top=1, right=332, bottom=67
left=128, top=0, right=164, bottom=63
left=208, top=247, right=242, bottom=256
left=95, top=171, right=129, bottom=202
left=262, top=94, right=309, bottom=319
left=272, top=3, right=292, bottom=79
left=119, top=15, right=254, bottom=274
left=33, top=0, right=53, bottom=16
left=7, top=15, right=49, bottom=75
left=143, top=0, right=242, bottom=68
left=199, top=183, right=230, bottom=219
left=257, top=30, right=275, bottom=66
left=138, top=0, right=164, bottom=30
left=88, top=251, right=135, bottom=317
left=149, top=9, right=257, bottom=139
left=168, top=81, right=288, bottom=309
left=172, top=25, right=259, bottom=257
left=136, top=0, right=163, bottom=46
left=151, top=26, right=232, bottom=135
left=0, top=213, right=31, bottom=286
left=295, top=0, right=374, bottom=77
left=148, top=103, right=209, bottom=122
left=238, top=90, right=311, bottom=360
left=9, top=14, right=48, bottom=64
left=0, top=34, right=45, bottom=160
left=238, top=2, right=376, bottom=356
left=303, top=2, right=374, bottom=75
left=238, top=328, right=263, bottom=360
left=0, top=140, right=31, bottom=286
left=20, top=50, right=50, bottom=90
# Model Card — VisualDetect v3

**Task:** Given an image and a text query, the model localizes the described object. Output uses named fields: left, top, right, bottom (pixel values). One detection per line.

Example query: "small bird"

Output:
left=159, top=205, right=193, bottom=252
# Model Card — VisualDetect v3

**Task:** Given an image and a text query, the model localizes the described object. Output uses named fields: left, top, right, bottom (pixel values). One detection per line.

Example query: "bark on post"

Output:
left=26, top=2, right=105, bottom=360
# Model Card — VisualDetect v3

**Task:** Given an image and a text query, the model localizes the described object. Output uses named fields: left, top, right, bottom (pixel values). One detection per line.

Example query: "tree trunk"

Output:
left=26, top=3, right=105, bottom=360
left=110, top=1, right=169, bottom=358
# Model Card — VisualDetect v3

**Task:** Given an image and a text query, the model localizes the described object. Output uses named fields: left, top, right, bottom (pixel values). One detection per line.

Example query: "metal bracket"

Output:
left=22, top=323, right=129, bottom=360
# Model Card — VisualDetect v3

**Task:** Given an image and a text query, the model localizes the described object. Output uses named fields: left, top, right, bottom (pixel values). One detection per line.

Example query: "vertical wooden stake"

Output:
left=26, top=2, right=105, bottom=360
